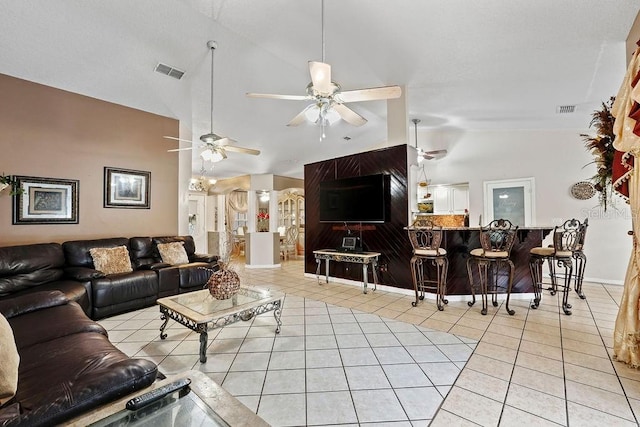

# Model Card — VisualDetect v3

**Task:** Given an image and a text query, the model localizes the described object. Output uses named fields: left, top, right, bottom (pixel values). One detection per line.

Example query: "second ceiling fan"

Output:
left=165, top=41, right=260, bottom=162
left=246, top=0, right=401, bottom=129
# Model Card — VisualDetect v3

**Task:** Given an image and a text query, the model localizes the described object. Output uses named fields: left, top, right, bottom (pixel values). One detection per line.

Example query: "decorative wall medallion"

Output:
left=570, top=181, right=596, bottom=200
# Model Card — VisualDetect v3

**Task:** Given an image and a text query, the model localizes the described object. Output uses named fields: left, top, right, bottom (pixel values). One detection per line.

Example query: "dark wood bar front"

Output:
left=441, top=227, right=553, bottom=295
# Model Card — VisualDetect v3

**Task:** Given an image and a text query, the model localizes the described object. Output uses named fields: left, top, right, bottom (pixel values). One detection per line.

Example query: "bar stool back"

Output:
left=407, top=226, right=449, bottom=310
left=529, top=218, right=585, bottom=315
left=467, top=219, right=518, bottom=315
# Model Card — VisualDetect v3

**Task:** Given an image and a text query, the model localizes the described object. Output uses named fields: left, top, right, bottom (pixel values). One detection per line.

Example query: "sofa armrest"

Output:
left=138, top=262, right=172, bottom=271
left=64, top=266, right=106, bottom=281
left=191, top=253, right=218, bottom=263
left=0, top=290, right=69, bottom=319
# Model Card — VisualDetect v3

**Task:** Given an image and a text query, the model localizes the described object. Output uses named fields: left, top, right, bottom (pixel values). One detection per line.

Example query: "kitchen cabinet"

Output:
left=432, top=184, right=469, bottom=214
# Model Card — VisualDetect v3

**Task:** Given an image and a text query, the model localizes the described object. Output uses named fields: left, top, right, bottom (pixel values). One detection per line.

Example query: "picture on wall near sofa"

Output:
left=104, top=167, right=150, bottom=209
left=12, top=175, right=79, bottom=224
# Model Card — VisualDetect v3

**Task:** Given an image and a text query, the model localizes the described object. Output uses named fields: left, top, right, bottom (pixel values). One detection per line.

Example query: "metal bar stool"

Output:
left=529, top=218, right=585, bottom=315
left=467, top=219, right=518, bottom=315
left=406, top=226, right=449, bottom=310
left=572, top=218, right=588, bottom=299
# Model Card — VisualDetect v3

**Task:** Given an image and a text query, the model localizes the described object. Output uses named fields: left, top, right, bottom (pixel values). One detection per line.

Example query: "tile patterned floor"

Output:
left=101, top=259, right=640, bottom=426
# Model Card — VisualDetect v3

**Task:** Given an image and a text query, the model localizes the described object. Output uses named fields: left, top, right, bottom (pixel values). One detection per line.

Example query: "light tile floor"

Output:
left=101, top=259, right=640, bottom=426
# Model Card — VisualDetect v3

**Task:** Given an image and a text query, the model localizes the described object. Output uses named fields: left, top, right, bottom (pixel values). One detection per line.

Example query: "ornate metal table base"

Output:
left=159, top=299, right=282, bottom=363
left=313, top=250, right=380, bottom=294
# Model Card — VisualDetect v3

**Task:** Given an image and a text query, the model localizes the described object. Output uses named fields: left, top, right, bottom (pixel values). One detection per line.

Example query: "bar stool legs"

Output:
left=410, top=255, right=448, bottom=310
left=573, top=251, right=587, bottom=299
left=529, top=253, right=573, bottom=315
left=467, top=257, right=515, bottom=315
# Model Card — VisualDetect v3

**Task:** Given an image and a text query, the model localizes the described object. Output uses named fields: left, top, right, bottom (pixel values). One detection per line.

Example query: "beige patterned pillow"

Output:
left=157, top=242, right=189, bottom=265
left=0, top=312, right=19, bottom=406
left=89, top=246, right=133, bottom=275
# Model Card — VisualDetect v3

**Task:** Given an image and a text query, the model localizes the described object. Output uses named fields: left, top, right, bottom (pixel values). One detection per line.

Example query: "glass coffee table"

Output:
left=157, top=287, right=283, bottom=363
left=69, top=370, right=269, bottom=426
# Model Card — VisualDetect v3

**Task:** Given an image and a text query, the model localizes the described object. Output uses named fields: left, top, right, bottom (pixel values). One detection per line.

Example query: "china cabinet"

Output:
left=278, top=193, right=305, bottom=254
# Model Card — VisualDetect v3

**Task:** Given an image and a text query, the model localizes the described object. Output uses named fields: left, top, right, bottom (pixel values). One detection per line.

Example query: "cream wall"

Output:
left=422, top=128, right=631, bottom=284
left=0, top=74, right=180, bottom=245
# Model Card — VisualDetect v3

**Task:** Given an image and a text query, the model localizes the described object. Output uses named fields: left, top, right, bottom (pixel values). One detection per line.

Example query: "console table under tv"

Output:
left=313, top=249, right=381, bottom=294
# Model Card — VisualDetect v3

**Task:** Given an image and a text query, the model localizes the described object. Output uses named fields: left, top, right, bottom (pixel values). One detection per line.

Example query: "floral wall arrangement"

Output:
left=581, top=97, right=616, bottom=210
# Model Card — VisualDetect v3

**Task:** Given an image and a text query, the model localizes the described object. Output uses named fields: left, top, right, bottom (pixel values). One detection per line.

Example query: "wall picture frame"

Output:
left=104, top=167, right=151, bottom=209
left=12, top=176, right=79, bottom=224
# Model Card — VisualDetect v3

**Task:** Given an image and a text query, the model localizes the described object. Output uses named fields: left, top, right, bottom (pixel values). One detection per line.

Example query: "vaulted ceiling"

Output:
left=0, top=1, right=637, bottom=179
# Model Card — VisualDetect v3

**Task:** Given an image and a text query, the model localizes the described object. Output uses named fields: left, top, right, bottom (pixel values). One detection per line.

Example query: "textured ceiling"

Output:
left=0, top=0, right=638, bottom=179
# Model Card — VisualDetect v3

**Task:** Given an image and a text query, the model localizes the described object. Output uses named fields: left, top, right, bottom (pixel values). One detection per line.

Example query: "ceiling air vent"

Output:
left=154, top=63, right=185, bottom=80
left=556, top=105, right=576, bottom=114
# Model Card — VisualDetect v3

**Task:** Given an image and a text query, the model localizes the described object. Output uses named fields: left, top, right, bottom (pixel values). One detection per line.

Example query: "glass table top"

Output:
left=157, top=287, right=282, bottom=321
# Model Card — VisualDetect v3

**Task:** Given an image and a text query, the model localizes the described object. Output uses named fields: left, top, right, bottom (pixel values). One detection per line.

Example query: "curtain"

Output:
left=612, top=41, right=640, bottom=367
left=225, top=190, right=248, bottom=233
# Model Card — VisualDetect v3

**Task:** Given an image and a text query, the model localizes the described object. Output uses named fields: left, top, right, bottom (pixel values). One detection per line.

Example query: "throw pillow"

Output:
left=89, top=246, right=133, bottom=275
left=0, top=313, right=19, bottom=406
left=157, top=242, right=190, bottom=265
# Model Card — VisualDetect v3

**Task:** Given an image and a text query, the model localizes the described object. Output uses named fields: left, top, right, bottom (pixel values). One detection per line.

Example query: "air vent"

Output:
left=556, top=105, right=576, bottom=114
left=154, top=63, right=185, bottom=80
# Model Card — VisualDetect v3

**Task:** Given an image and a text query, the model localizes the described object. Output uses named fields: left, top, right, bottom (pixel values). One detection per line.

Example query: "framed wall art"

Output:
left=104, top=167, right=150, bottom=209
left=12, top=176, right=79, bottom=224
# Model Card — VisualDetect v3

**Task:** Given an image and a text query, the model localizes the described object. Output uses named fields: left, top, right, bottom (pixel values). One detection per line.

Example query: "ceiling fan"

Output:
left=412, top=119, right=447, bottom=161
left=164, top=41, right=260, bottom=162
left=246, top=0, right=401, bottom=131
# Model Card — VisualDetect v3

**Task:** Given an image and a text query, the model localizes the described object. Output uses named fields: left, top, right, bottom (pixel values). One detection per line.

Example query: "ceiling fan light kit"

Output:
left=246, top=0, right=401, bottom=135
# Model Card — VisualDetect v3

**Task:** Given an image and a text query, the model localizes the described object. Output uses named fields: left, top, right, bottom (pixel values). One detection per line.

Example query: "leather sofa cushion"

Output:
left=0, top=313, right=19, bottom=407
left=9, top=300, right=107, bottom=351
left=62, top=238, right=130, bottom=268
left=178, top=262, right=215, bottom=289
left=0, top=280, right=91, bottom=317
left=91, top=270, right=158, bottom=308
left=0, top=243, right=66, bottom=296
left=0, top=290, right=69, bottom=319
left=9, top=332, right=157, bottom=426
left=129, top=236, right=156, bottom=268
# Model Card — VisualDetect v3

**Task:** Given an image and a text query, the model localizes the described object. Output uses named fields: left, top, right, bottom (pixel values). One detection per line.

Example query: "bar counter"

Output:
left=434, top=226, right=553, bottom=295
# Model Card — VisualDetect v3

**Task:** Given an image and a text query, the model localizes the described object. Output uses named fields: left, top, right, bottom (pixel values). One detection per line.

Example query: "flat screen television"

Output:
left=319, top=174, right=390, bottom=223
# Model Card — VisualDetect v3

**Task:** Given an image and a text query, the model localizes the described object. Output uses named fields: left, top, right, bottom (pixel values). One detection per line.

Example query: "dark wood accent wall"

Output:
left=304, top=144, right=414, bottom=290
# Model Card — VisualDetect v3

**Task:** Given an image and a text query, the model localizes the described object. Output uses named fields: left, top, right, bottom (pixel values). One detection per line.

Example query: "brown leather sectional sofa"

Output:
left=0, top=235, right=219, bottom=425
left=0, top=235, right=219, bottom=319
left=0, top=290, right=158, bottom=426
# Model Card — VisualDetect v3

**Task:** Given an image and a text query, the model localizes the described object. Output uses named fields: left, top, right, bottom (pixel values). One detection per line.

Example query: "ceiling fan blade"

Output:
left=309, top=61, right=332, bottom=95
left=421, top=149, right=447, bottom=159
left=246, top=92, right=309, bottom=101
left=337, top=85, right=402, bottom=103
left=163, top=135, right=194, bottom=144
left=223, top=145, right=261, bottom=156
left=333, top=103, right=367, bottom=127
left=167, top=147, right=194, bottom=152
left=287, top=104, right=315, bottom=127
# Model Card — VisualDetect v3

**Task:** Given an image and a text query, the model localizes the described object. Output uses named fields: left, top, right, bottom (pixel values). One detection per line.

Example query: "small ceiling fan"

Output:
left=246, top=0, right=401, bottom=130
left=412, top=119, right=447, bottom=161
left=164, top=41, right=260, bottom=162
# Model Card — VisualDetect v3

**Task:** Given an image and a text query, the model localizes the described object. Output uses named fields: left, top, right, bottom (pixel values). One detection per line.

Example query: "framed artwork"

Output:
left=104, top=167, right=151, bottom=209
left=483, top=177, right=535, bottom=227
left=12, top=176, right=79, bottom=224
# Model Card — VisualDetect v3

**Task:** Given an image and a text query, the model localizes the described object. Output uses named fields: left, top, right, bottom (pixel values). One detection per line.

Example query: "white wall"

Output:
left=422, top=128, right=631, bottom=284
